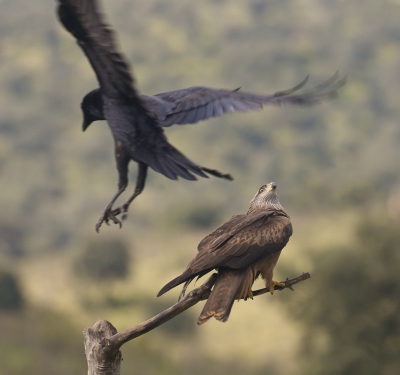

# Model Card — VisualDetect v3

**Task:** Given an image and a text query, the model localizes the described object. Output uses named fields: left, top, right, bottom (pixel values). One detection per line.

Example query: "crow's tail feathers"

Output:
left=200, top=167, right=233, bottom=181
left=136, top=143, right=233, bottom=182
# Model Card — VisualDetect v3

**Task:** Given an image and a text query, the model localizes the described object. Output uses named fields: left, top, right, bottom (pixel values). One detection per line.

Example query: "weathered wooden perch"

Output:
left=84, top=320, right=122, bottom=375
left=83, top=272, right=310, bottom=375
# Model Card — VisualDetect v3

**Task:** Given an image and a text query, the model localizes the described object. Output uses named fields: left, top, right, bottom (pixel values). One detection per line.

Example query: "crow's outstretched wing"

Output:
left=82, top=73, right=346, bottom=127
left=150, top=73, right=346, bottom=127
left=57, top=0, right=145, bottom=109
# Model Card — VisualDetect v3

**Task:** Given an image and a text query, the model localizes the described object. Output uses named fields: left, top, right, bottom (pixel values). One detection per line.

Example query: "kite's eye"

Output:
left=258, top=187, right=265, bottom=194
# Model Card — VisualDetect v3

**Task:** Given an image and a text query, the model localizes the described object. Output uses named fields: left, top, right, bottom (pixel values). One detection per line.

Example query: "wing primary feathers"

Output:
left=178, top=279, right=193, bottom=301
left=157, top=269, right=195, bottom=297
left=213, top=102, right=224, bottom=117
left=182, top=107, right=200, bottom=124
left=150, top=74, right=345, bottom=127
left=273, top=74, right=309, bottom=97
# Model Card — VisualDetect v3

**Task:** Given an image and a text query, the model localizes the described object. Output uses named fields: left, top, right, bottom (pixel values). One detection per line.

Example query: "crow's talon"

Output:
left=111, top=207, right=122, bottom=217
left=95, top=209, right=123, bottom=232
left=110, top=205, right=129, bottom=221
left=111, top=216, right=122, bottom=227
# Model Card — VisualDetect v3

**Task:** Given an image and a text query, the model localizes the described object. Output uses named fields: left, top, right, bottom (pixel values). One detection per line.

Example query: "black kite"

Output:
left=158, top=182, right=292, bottom=325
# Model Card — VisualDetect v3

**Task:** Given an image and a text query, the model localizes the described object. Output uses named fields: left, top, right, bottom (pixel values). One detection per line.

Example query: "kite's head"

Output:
left=81, top=89, right=104, bottom=131
left=248, top=182, right=284, bottom=213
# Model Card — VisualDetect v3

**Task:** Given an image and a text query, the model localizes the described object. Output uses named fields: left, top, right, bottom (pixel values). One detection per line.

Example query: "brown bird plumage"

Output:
left=158, top=182, right=292, bottom=325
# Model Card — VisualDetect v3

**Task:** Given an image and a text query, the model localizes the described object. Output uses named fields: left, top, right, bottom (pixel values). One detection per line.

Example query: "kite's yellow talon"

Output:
left=237, top=290, right=253, bottom=302
left=269, top=280, right=286, bottom=294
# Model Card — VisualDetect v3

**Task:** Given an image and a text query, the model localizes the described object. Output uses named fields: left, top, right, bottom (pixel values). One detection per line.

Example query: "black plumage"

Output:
left=57, top=0, right=344, bottom=232
left=81, top=73, right=344, bottom=130
left=158, top=182, right=292, bottom=325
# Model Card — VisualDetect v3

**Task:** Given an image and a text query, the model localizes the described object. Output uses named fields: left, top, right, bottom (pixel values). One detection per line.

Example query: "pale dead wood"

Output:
left=83, top=271, right=310, bottom=375
left=84, top=319, right=122, bottom=375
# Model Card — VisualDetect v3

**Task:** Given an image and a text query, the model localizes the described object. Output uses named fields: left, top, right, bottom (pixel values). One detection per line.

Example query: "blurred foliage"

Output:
left=1, top=0, right=400, bottom=374
left=0, top=308, right=86, bottom=375
left=144, top=299, right=197, bottom=337
left=285, top=214, right=400, bottom=375
left=73, top=238, right=130, bottom=282
left=0, top=218, right=26, bottom=257
left=0, top=268, right=23, bottom=310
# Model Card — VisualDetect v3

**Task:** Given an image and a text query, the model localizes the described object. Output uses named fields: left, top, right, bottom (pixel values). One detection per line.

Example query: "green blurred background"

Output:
left=1, top=0, right=400, bottom=374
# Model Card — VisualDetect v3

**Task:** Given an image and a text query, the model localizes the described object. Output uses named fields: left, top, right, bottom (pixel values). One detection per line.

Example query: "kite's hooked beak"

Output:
left=268, top=182, right=277, bottom=191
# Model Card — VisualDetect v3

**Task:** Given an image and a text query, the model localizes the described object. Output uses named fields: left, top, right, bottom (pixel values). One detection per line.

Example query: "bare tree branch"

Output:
left=84, top=272, right=310, bottom=375
left=110, top=272, right=310, bottom=349
left=252, top=272, right=311, bottom=297
left=108, top=273, right=218, bottom=350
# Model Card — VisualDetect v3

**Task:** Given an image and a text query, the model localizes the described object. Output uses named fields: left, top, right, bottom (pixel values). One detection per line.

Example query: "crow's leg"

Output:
left=95, top=142, right=130, bottom=232
left=111, top=162, right=148, bottom=220
left=95, top=184, right=126, bottom=232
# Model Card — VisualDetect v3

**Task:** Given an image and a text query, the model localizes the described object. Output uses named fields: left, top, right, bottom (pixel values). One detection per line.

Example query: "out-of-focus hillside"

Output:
left=1, top=0, right=400, bottom=374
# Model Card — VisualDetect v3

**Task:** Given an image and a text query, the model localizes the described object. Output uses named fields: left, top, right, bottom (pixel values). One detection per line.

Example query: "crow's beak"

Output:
left=82, top=118, right=90, bottom=132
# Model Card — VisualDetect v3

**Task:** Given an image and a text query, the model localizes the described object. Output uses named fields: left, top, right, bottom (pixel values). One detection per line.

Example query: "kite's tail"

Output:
left=197, top=268, right=252, bottom=325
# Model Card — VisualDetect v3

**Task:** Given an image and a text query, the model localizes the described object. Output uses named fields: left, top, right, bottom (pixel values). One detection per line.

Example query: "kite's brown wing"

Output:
left=57, top=0, right=144, bottom=107
left=190, top=211, right=291, bottom=271
left=196, top=211, right=275, bottom=256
